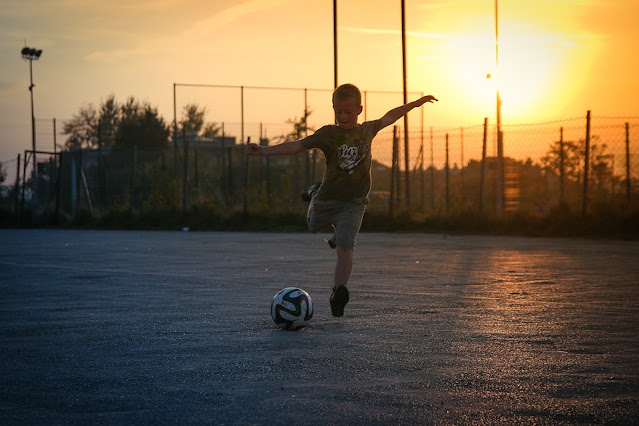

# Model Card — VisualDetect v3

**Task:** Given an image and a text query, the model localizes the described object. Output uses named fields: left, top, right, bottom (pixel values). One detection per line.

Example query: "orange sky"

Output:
left=1, top=0, right=638, bottom=166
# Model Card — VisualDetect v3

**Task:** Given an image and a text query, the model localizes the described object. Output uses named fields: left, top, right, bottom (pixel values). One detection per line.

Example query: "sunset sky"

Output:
left=1, top=0, right=638, bottom=167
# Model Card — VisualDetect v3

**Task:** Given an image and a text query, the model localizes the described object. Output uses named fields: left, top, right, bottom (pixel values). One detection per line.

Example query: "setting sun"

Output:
left=443, top=19, right=594, bottom=122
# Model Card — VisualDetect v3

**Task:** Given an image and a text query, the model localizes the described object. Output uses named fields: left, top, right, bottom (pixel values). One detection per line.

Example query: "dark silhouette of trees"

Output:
left=62, top=95, right=169, bottom=152
left=178, top=104, right=222, bottom=139
left=113, top=97, right=170, bottom=151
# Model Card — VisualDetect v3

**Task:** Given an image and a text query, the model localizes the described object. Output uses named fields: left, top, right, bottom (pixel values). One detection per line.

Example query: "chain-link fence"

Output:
left=2, top=113, right=638, bottom=228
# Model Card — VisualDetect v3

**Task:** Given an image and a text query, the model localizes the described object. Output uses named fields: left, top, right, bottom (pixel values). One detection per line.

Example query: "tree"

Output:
left=179, top=104, right=205, bottom=136
left=202, top=122, right=222, bottom=139
left=541, top=138, right=584, bottom=183
left=97, top=94, right=120, bottom=148
left=113, top=97, right=170, bottom=151
left=178, top=103, right=222, bottom=139
left=274, top=107, right=314, bottom=143
left=62, top=104, right=99, bottom=150
left=541, top=135, right=614, bottom=187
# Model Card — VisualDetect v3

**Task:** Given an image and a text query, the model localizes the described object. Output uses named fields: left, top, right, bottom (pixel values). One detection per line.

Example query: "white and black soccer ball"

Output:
left=271, top=287, right=313, bottom=330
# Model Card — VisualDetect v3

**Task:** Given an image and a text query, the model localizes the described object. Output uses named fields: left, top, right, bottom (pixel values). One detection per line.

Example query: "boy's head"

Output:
left=332, top=83, right=363, bottom=129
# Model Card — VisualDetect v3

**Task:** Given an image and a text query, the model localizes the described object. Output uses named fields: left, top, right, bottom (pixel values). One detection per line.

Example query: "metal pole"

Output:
left=445, top=133, right=450, bottom=214
left=14, top=154, right=21, bottom=217
left=626, top=122, right=631, bottom=202
left=20, top=151, right=28, bottom=226
left=244, top=136, right=250, bottom=215
left=430, top=126, right=434, bottom=210
left=480, top=118, right=488, bottom=212
left=494, top=0, right=504, bottom=216
left=559, top=127, right=565, bottom=204
left=421, top=92, right=424, bottom=209
left=391, top=126, right=398, bottom=216
left=241, top=86, right=245, bottom=148
left=401, top=0, right=410, bottom=208
left=182, top=132, right=188, bottom=212
left=460, top=127, right=465, bottom=200
left=582, top=110, right=591, bottom=217
left=173, top=83, right=178, bottom=175
left=333, top=0, right=338, bottom=88
left=28, top=58, right=38, bottom=202
left=53, top=118, right=57, bottom=154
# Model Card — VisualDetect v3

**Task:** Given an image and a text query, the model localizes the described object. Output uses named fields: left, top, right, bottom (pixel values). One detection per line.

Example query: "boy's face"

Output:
left=333, top=97, right=363, bottom=130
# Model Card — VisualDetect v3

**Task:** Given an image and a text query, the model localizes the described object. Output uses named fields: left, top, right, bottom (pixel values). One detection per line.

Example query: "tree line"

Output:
left=61, top=95, right=223, bottom=152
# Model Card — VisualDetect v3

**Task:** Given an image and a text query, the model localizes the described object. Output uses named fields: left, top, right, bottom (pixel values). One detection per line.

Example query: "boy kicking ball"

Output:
left=247, top=83, right=437, bottom=317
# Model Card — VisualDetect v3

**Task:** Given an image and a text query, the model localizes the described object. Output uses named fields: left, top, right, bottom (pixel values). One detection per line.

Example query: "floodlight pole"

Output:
left=21, top=46, right=42, bottom=202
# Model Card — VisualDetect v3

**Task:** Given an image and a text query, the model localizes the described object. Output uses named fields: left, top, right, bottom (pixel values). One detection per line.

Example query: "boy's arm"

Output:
left=246, top=140, right=308, bottom=157
left=380, top=95, right=438, bottom=129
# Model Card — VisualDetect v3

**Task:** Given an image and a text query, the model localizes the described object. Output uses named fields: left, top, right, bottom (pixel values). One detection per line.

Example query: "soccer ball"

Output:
left=271, top=287, right=314, bottom=330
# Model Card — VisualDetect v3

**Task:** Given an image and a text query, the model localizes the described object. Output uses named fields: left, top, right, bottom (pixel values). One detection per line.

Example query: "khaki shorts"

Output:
left=306, top=196, right=368, bottom=249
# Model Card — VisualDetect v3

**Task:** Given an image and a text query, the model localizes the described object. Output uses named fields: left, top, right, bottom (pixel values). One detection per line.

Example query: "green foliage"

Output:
left=142, top=165, right=179, bottom=212
left=113, top=97, right=170, bottom=151
left=62, top=104, right=99, bottom=150
left=62, top=95, right=170, bottom=152
left=272, top=107, right=314, bottom=143
left=179, top=104, right=222, bottom=139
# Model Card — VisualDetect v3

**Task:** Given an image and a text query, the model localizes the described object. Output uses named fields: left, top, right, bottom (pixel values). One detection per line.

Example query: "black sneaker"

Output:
left=330, top=285, right=349, bottom=317
left=301, top=182, right=321, bottom=201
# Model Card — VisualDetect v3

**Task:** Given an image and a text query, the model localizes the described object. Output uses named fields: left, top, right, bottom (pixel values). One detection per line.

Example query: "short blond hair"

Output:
left=332, top=83, right=362, bottom=106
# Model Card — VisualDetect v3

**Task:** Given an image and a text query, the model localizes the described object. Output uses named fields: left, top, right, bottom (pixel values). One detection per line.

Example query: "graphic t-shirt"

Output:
left=301, top=119, right=383, bottom=201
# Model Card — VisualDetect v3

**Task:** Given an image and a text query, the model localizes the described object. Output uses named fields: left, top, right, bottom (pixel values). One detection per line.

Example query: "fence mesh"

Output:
left=2, top=114, right=638, bottom=226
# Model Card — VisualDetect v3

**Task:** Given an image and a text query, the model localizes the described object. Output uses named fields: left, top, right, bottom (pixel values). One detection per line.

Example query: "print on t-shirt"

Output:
left=337, top=141, right=369, bottom=175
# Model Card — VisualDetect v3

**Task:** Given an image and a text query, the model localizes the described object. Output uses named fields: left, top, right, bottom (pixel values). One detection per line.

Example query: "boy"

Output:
left=246, top=83, right=437, bottom=317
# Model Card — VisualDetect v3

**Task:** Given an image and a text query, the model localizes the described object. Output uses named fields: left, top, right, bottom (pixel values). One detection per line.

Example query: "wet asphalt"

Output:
left=1, top=229, right=638, bottom=425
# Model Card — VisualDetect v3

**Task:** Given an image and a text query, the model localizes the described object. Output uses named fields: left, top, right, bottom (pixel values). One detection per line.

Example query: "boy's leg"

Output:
left=329, top=198, right=366, bottom=317
left=334, top=245, right=353, bottom=287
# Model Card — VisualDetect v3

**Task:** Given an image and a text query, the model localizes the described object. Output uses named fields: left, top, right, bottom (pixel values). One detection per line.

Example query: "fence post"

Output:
left=430, top=127, right=434, bottom=210
left=582, top=110, right=591, bottom=217
left=626, top=122, right=631, bottom=202
left=194, top=148, right=199, bottom=189
left=14, top=154, right=21, bottom=217
left=53, top=118, right=57, bottom=155
left=130, top=145, right=137, bottom=211
left=182, top=134, right=188, bottom=213
left=559, top=127, right=565, bottom=204
left=480, top=118, right=487, bottom=213
left=460, top=127, right=465, bottom=202
left=20, top=151, right=29, bottom=225
left=390, top=126, right=398, bottom=216
left=244, top=136, right=250, bottom=216
left=55, top=152, right=62, bottom=223
left=445, top=133, right=450, bottom=214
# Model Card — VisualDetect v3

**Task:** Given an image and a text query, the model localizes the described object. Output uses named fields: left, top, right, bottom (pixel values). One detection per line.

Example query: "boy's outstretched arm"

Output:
left=246, top=140, right=308, bottom=157
left=380, top=95, right=438, bottom=129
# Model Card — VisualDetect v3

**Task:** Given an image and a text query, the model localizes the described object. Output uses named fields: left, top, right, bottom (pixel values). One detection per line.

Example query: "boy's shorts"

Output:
left=306, top=196, right=368, bottom=249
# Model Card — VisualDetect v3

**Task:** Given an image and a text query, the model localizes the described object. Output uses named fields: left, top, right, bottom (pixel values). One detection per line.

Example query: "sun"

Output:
left=443, top=20, right=568, bottom=121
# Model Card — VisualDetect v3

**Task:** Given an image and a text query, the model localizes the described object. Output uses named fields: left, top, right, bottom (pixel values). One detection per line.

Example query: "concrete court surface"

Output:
left=1, top=229, right=638, bottom=425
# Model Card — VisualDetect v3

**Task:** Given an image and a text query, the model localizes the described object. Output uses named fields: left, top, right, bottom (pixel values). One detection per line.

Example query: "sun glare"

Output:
left=443, top=20, right=572, bottom=121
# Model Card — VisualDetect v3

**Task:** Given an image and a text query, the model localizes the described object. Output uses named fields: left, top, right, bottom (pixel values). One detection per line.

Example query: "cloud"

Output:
left=82, top=0, right=291, bottom=63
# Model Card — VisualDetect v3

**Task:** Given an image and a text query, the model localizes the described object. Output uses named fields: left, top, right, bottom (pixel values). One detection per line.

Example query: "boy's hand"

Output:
left=416, top=95, right=438, bottom=106
left=246, top=142, right=261, bottom=157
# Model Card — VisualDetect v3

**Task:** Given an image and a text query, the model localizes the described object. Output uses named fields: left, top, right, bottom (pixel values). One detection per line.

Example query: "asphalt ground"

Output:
left=1, top=229, right=638, bottom=425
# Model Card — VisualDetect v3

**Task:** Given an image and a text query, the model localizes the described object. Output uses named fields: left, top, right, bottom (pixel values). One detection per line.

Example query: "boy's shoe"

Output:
left=301, top=182, right=321, bottom=201
left=330, top=285, right=349, bottom=317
